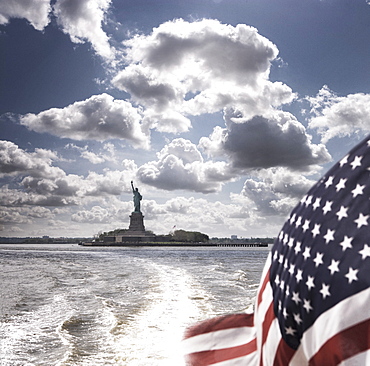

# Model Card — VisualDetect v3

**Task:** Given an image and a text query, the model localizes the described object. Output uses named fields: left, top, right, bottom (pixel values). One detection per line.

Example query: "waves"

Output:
left=0, top=245, right=268, bottom=365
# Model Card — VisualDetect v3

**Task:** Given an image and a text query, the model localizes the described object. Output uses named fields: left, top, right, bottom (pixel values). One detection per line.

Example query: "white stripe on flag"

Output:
left=262, top=318, right=281, bottom=366
left=210, top=352, right=258, bottom=366
left=182, top=326, right=256, bottom=354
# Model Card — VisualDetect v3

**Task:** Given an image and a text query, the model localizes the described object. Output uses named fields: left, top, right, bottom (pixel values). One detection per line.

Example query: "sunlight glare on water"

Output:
left=112, top=262, right=213, bottom=366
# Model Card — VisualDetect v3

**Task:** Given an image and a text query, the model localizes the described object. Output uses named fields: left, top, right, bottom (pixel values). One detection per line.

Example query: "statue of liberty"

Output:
left=131, top=181, right=142, bottom=213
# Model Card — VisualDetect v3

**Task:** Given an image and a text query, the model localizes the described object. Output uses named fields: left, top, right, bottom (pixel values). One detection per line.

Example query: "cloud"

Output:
left=84, top=170, right=134, bottom=196
left=0, top=140, right=64, bottom=179
left=20, top=94, right=149, bottom=148
left=137, top=138, right=235, bottom=193
left=240, top=168, right=315, bottom=217
left=199, top=109, right=331, bottom=170
left=0, top=0, right=114, bottom=59
left=113, top=19, right=295, bottom=132
left=0, top=185, right=80, bottom=207
left=0, top=207, right=33, bottom=224
left=0, top=141, right=139, bottom=210
left=307, top=85, right=370, bottom=142
left=71, top=205, right=110, bottom=223
left=53, top=0, right=115, bottom=60
left=66, top=142, right=118, bottom=164
left=0, top=0, right=51, bottom=30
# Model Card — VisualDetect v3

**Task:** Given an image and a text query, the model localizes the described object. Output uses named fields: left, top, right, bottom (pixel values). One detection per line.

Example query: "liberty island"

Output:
left=81, top=181, right=269, bottom=247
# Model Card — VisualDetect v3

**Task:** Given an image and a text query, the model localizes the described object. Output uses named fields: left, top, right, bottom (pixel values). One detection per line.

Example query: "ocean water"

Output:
left=0, top=244, right=269, bottom=366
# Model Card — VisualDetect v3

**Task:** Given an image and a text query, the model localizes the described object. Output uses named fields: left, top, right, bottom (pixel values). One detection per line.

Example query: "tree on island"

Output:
left=171, top=229, right=209, bottom=242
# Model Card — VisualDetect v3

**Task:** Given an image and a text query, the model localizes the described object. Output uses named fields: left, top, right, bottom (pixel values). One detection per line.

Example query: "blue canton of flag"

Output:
left=184, top=135, right=370, bottom=365
left=269, top=135, right=370, bottom=363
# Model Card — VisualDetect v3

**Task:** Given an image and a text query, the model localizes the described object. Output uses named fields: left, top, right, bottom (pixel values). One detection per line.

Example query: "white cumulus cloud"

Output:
left=20, top=94, right=149, bottom=148
left=307, top=85, right=370, bottom=142
left=137, top=138, right=235, bottom=193
left=53, top=0, right=115, bottom=60
left=113, top=18, right=295, bottom=133
left=0, top=0, right=51, bottom=30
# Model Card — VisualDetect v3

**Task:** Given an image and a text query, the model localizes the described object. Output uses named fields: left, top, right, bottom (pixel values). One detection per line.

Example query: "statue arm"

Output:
left=131, top=180, right=134, bottom=192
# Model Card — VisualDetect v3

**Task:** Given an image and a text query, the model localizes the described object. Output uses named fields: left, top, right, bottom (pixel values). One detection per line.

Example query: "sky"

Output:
left=1, top=0, right=370, bottom=239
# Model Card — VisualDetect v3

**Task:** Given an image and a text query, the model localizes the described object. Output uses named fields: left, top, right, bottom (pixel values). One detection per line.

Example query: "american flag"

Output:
left=183, top=135, right=370, bottom=365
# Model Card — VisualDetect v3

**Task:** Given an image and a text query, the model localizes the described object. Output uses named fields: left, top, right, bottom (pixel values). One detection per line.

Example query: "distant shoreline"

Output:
left=80, top=241, right=270, bottom=248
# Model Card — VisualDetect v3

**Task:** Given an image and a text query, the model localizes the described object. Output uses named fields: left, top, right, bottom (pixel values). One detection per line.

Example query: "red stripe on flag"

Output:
left=309, top=318, right=370, bottom=366
left=272, top=338, right=296, bottom=366
left=258, top=270, right=270, bottom=306
left=184, top=313, right=254, bottom=339
left=261, top=302, right=275, bottom=346
left=185, top=338, right=257, bottom=366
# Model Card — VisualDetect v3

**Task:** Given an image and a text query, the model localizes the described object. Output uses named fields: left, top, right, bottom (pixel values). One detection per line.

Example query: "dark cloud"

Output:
left=200, top=111, right=331, bottom=170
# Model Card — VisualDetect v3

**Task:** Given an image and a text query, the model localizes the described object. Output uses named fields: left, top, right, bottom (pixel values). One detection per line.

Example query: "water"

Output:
left=0, top=244, right=269, bottom=365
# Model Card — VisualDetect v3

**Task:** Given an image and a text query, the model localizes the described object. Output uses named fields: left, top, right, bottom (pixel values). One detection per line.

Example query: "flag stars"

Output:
left=280, top=280, right=285, bottom=291
left=325, top=176, right=334, bottom=188
left=285, top=285, right=290, bottom=297
left=294, top=241, right=302, bottom=254
left=359, top=244, right=370, bottom=260
left=302, top=220, right=310, bottom=232
left=354, top=213, right=369, bottom=228
left=295, top=216, right=302, bottom=228
left=328, top=259, right=340, bottom=275
left=289, top=214, right=296, bottom=225
left=340, top=236, right=353, bottom=251
left=350, top=155, right=362, bottom=170
left=305, top=195, right=313, bottom=207
left=296, top=269, right=303, bottom=283
left=324, top=229, right=335, bottom=244
left=288, top=237, right=294, bottom=248
left=303, top=299, right=313, bottom=313
left=312, top=197, right=321, bottom=210
left=284, top=259, right=289, bottom=269
left=322, top=201, right=332, bottom=215
left=339, top=155, right=348, bottom=167
left=352, top=184, right=365, bottom=198
left=289, top=263, right=295, bottom=275
left=285, top=326, right=296, bottom=336
left=345, top=267, right=359, bottom=284
left=313, top=252, right=324, bottom=267
left=336, top=206, right=348, bottom=221
left=273, top=250, right=279, bottom=261
left=292, top=292, right=301, bottom=305
left=311, top=224, right=321, bottom=238
left=320, top=284, right=331, bottom=299
left=293, top=313, right=303, bottom=325
left=306, top=276, right=315, bottom=290
left=302, top=246, right=311, bottom=260
left=336, top=178, right=347, bottom=192
left=279, top=231, right=284, bottom=241
left=300, top=195, right=308, bottom=205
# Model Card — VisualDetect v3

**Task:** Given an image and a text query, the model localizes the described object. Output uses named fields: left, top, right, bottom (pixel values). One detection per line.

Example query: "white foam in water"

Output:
left=109, top=262, right=213, bottom=366
left=0, top=294, right=75, bottom=366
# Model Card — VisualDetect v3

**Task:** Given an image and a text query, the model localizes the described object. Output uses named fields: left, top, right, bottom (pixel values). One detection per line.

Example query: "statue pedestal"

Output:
left=128, top=212, right=145, bottom=232
left=114, top=211, right=155, bottom=243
